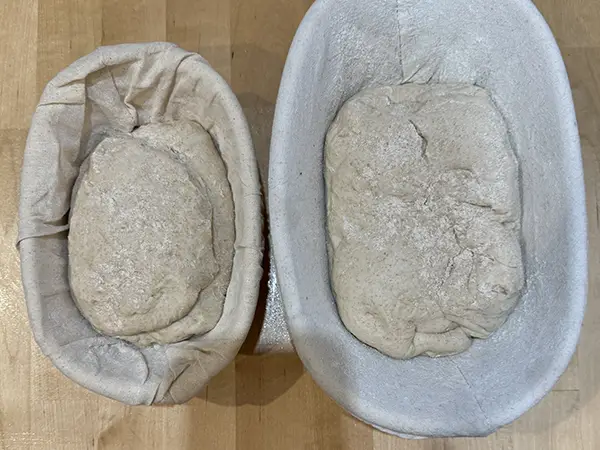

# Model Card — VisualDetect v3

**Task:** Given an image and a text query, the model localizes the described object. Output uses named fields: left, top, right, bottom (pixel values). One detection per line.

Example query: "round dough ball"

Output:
left=325, top=84, right=524, bottom=359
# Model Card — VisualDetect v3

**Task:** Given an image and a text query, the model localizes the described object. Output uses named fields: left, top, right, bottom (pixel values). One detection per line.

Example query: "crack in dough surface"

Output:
left=325, top=84, right=524, bottom=359
left=69, top=120, right=234, bottom=347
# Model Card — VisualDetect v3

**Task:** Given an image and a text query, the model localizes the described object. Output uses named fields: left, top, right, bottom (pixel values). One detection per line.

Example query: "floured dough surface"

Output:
left=325, top=84, right=524, bottom=359
left=69, top=120, right=234, bottom=346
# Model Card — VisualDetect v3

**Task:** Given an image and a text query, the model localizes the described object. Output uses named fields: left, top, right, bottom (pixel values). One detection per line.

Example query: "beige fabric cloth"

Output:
left=18, top=42, right=263, bottom=405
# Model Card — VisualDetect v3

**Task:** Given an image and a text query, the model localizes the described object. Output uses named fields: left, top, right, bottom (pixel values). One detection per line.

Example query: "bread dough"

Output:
left=325, top=84, right=524, bottom=359
left=69, top=120, right=234, bottom=346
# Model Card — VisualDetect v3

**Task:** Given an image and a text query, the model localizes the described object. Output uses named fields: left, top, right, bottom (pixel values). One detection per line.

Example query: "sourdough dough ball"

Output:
left=69, top=120, right=234, bottom=346
left=325, top=84, right=524, bottom=359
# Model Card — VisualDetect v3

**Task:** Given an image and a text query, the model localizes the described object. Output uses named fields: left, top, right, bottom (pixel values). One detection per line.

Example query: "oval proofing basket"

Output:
left=18, top=43, right=263, bottom=405
left=269, top=0, right=587, bottom=438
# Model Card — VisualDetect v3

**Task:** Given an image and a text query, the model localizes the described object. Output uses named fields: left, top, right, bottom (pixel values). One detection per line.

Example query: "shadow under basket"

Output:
left=269, top=0, right=587, bottom=438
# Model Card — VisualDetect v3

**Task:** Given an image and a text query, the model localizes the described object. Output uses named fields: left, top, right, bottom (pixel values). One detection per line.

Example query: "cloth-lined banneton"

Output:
left=18, top=42, right=263, bottom=405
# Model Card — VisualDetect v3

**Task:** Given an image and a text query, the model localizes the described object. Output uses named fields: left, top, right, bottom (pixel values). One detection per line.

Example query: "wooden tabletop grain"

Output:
left=0, top=0, right=597, bottom=449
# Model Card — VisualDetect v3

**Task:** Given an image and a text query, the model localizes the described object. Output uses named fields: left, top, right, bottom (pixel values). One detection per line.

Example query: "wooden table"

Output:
left=0, top=1, right=597, bottom=448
